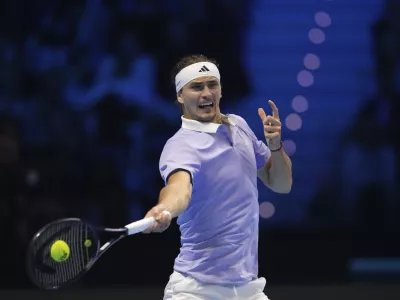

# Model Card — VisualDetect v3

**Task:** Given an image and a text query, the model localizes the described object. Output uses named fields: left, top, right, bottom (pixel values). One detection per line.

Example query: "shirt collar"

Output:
left=181, top=114, right=236, bottom=133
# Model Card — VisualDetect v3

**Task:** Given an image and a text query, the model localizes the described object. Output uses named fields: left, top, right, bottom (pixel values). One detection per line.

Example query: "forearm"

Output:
left=262, top=149, right=292, bottom=193
left=158, top=182, right=192, bottom=218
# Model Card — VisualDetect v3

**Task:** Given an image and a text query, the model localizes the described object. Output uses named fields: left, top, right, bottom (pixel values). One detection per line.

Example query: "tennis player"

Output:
left=144, top=54, right=292, bottom=299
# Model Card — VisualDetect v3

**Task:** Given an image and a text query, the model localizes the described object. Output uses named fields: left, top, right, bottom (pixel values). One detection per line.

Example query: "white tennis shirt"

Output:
left=159, top=114, right=271, bottom=285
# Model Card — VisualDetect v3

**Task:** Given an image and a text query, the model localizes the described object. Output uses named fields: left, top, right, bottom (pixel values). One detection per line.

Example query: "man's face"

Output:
left=178, top=76, right=222, bottom=122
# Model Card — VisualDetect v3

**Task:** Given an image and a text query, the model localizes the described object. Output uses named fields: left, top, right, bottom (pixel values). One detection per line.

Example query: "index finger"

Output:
left=268, top=100, right=279, bottom=119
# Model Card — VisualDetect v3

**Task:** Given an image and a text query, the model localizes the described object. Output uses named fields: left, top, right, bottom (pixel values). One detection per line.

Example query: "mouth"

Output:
left=198, top=102, right=214, bottom=109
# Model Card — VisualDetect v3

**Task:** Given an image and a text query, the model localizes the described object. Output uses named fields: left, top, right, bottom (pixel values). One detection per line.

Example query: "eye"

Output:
left=191, top=84, right=203, bottom=90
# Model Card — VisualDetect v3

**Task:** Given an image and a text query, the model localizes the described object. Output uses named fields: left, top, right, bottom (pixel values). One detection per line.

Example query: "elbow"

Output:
left=269, top=179, right=292, bottom=194
left=281, top=178, right=293, bottom=194
left=283, top=178, right=293, bottom=193
left=278, top=184, right=292, bottom=194
left=271, top=185, right=291, bottom=194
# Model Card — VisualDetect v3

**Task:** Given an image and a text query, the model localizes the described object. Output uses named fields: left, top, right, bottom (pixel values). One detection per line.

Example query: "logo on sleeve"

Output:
left=160, top=165, right=167, bottom=171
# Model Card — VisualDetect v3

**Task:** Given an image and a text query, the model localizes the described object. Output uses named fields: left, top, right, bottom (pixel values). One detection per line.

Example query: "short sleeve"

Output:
left=230, top=114, right=271, bottom=169
left=253, top=139, right=271, bottom=170
left=159, top=139, right=201, bottom=185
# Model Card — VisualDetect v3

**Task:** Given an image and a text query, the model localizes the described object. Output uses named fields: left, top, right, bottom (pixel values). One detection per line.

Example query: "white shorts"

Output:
left=163, top=271, right=269, bottom=300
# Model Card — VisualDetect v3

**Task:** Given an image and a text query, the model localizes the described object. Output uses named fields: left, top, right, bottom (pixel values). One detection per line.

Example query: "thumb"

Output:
left=258, top=108, right=267, bottom=123
left=154, top=211, right=162, bottom=221
left=153, top=205, right=166, bottom=221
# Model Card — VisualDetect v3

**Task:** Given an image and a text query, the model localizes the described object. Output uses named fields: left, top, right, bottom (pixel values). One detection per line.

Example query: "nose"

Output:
left=200, top=86, right=212, bottom=98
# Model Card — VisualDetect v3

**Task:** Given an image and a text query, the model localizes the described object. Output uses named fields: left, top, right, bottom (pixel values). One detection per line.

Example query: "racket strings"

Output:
left=28, top=220, right=98, bottom=289
left=43, top=223, right=86, bottom=287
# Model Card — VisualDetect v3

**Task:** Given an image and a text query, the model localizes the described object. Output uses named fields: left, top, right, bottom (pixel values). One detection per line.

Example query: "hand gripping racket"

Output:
left=26, top=211, right=170, bottom=290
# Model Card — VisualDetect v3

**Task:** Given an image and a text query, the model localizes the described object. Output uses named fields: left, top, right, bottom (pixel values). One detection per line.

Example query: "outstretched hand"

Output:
left=258, top=100, right=282, bottom=150
left=142, top=204, right=172, bottom=234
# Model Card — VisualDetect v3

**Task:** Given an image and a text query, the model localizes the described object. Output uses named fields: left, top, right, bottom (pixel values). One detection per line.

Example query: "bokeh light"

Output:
left=308, top=28, right=325, bottom=44
left=292, top=95, right=309, bottom=113
left=285, top=113, right=302, bottom=131
left=282, top=140, right=297, bottom=156
left=259, top=202, right=276, bottom=219
left=315, top=11, right=332, bottom=28
left=297, top=70, right=314, bottom=87
left=26, top=169, right=40, bottom=186
left=304, top=53, right=320, bottom=70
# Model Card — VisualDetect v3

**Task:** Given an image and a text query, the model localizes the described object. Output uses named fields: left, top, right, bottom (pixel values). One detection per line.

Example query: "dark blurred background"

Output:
left=1, top=0, right=400, bottom=298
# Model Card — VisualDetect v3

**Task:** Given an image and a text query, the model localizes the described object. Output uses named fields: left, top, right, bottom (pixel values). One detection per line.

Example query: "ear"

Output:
left=177, top=93, right=184, bottom=104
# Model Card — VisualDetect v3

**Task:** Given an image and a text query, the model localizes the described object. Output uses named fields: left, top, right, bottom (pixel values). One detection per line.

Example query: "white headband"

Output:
left=175, top=62, right=220, bottom=93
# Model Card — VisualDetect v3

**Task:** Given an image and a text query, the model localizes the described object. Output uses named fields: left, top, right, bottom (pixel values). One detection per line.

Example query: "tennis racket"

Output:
left=26, top=211, right=170, bottom=290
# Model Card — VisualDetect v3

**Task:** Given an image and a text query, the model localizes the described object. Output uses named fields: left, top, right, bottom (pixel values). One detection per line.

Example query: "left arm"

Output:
left=257, top=100, right=293, bottom=193
left=257, top=146, right=292, bottom=193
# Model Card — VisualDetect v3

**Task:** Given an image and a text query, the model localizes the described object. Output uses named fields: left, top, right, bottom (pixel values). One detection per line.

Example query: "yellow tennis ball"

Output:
left=50, top=240, right=70, bottom=262
left=84, top=239, right=92, bottom=248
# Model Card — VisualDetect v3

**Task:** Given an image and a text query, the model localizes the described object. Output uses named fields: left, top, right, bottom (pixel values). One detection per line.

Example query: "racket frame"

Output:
left=26, top=212, right=169, bottom=290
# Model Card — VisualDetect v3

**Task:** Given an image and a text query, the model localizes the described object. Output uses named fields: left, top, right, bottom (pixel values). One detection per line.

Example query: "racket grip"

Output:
left=125, top=217, right=155, bottom=235
left=124, top=211, right=171, bottom=235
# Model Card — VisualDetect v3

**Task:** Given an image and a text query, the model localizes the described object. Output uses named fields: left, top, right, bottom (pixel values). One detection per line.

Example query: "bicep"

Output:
left=166, top=167, right=193, bottom=184
left=166, top=171, right=193, bottom=199
left=167, top=170, right=192, bottom=187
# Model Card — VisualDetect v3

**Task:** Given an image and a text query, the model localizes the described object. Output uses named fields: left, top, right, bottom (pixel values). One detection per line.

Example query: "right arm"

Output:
left=158, top=171, right=192, bottom=218
left=143, top=171, right=192, bottom=233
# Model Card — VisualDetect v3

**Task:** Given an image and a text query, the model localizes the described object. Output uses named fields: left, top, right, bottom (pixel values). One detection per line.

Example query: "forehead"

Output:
left=189, top=76, right=219, bottom=84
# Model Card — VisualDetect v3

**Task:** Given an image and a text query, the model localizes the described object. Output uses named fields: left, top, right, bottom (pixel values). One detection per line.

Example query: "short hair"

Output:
left=170, top=54, right=219, bottom=113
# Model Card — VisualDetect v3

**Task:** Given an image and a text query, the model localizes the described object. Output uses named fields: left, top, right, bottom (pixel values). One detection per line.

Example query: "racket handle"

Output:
left=124, top=211, right=171, bottom=235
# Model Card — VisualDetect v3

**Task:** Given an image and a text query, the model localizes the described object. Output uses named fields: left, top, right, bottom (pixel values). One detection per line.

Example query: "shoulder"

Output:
left=228, top=114, right=252, bottom=131
left=161, top=129, right=196, bottom=157
left=164, top=128, right=196, bottom=147
left=227, top=113, right=246, bottom=124
left=228, top=113, right=261, bottom=142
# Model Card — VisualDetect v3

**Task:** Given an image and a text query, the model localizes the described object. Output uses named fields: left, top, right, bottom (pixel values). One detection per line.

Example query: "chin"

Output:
left=197, top=112, right=216, bottom=122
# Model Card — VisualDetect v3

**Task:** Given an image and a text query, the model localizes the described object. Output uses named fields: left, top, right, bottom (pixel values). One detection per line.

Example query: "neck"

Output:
left=183, top=113, right=226, bottom=124
left=214, top=113, right=228, bottom=124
